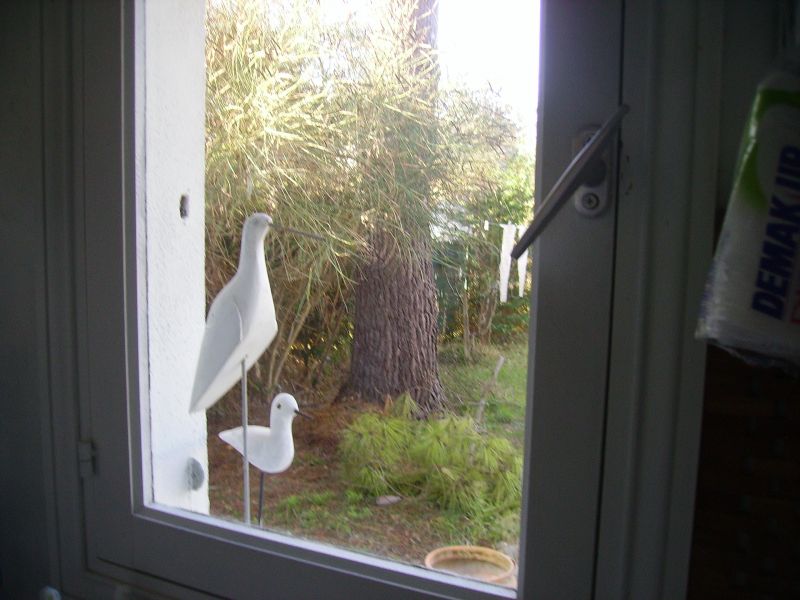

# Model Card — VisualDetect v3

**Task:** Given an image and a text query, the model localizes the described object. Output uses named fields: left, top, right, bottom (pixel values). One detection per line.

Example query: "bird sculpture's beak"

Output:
left=294, top=409, right=312, bottom=419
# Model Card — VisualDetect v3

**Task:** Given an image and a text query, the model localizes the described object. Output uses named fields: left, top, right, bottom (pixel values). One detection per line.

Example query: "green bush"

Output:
left=491, top=296, right=530, bottom=342
left=339, top=400, right=522, bottom=542
left=339, top=412, right=419, bottom=496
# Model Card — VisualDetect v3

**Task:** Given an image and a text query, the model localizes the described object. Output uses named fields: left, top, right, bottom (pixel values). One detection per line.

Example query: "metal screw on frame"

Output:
left=580, top=193, right=600, bottom=212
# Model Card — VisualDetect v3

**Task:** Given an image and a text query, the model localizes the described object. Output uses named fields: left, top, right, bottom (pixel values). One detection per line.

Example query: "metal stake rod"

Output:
left=241, top=358, right=250, bottom=524
left=257, top=472, right=265, bottom=526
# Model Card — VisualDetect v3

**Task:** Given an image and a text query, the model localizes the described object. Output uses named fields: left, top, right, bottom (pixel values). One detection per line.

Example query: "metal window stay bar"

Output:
left=511, top=104, right=630, bottom=259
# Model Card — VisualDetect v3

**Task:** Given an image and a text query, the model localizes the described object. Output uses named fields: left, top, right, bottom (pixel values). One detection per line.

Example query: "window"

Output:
left=69, top=1, right=710, bottom=598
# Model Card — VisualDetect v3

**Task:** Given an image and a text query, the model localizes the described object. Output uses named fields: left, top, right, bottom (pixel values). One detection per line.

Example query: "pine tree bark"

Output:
left=345, top=228, right=445, bottom=413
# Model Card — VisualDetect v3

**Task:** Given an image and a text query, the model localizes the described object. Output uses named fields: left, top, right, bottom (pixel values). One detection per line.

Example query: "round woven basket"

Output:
left=424, top=545, right=515, bottom=586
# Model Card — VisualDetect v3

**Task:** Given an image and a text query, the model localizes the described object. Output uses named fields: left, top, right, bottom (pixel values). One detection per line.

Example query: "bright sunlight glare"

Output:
left=318, top=0, right=541, bottom=151
left=438, top=0, right=540, bottom=151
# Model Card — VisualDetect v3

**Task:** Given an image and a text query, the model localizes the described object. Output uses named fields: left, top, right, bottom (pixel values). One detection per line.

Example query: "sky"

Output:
left=437, top=0, right=540, bottom=152
left=318, top=0, right=541, bottom=153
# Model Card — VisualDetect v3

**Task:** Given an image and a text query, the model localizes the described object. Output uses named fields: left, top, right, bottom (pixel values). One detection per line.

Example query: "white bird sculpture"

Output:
left=218, top=393, right=308, bottom=474
left=189, top=213, right=278, bottom=413
left=220, top=392, right=309, bottom=523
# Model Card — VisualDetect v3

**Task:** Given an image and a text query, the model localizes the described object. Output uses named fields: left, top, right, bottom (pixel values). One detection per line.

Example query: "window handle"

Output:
left=511, top=104, right=629, bottom=259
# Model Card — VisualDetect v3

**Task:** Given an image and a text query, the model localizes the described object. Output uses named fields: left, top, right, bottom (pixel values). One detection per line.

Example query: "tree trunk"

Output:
left=345, top=228, right=445, bottom=413
left=462, top=283, right=472, bottom=362
left=477, top=281, right=498, bottom=343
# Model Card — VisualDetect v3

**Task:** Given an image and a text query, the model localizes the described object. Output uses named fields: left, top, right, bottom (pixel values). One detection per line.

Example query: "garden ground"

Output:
left=206, top=339, right=528, bottom=567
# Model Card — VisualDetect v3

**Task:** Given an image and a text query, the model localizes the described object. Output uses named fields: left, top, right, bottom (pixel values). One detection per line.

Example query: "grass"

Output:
left=439, top=338, right=528, bottom=446
left=263, top=476, right=513, bottom=556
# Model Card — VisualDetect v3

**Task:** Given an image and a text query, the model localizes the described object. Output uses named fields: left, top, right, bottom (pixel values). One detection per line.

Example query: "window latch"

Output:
left=511, top=104, right=629, bottom=259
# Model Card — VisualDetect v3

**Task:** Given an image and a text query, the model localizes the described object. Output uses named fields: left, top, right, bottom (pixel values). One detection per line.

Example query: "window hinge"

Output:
left=78, top=439, right=96, bottom=478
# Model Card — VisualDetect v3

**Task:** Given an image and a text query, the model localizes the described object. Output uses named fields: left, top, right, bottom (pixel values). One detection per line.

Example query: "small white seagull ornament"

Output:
left=189, top=213, right=278, bottom=413
left=219, top=393, right=309, bottom=473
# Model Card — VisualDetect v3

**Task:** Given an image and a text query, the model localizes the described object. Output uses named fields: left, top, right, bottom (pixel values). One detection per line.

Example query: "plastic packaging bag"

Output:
left=696, top=64, right=800, bottom=367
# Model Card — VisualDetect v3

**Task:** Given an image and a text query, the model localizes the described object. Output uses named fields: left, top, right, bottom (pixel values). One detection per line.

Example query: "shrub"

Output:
left=339, top=412, right=419, bottom=496
left=339, top=399, right=522, bottom=542
left=491, top=296, right=530, bottom=342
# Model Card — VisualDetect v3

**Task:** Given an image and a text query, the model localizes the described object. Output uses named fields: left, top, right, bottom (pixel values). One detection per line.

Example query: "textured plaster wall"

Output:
left=145, top=0, right=209, bottom=512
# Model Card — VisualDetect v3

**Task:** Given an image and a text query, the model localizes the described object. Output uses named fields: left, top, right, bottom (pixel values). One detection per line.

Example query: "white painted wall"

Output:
left=144, top=0, right=209, bottom=512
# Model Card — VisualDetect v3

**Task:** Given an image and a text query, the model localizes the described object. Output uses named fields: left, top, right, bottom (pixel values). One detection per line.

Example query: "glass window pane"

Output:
left=143, top=0, right=539, bottom=591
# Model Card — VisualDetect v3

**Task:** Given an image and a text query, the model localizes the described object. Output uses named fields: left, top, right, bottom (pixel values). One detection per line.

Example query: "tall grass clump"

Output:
left=340, top=395, right=522, bottom=542
left=205, top=0, right=526, bottom=394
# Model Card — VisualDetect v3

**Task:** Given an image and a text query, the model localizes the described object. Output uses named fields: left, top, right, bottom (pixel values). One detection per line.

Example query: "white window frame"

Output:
left=48, top=0, right=714, bottom=598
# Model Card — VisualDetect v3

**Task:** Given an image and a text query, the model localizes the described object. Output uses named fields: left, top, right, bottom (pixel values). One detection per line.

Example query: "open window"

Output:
left=69, top=0, right=708, bottom=598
